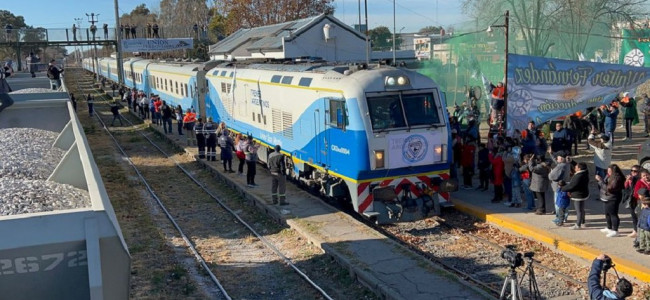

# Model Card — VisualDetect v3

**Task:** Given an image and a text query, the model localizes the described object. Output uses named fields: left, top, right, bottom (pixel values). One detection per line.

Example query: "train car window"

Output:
left=281, top=76, right=293, bottom=84
left=402, top=93, right=440, bottom=126
left=229, top=72, right=234, bottom=77
left=366, top=95, right=406, bottom=130
left=184, top=84, right=188, bottom=97
left=165, top=79, right=168, bottom=91
left=175, top=81, right=179, bottom=94
left=271, top=75, right=282, bottom=83
left=220, top=71, right=227, bottom=76
left=298, top=78, right=312, bottom=87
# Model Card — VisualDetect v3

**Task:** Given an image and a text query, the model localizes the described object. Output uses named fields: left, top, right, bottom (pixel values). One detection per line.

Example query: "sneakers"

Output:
left=606, top=231, right=618, bottom=238
left=621, top=137, right=628, bottom=141
left=600, top=228, right=612, bottom=233
left=503, top=201, right=513, bottom=207
left=571, top=224, right=581, bottom=230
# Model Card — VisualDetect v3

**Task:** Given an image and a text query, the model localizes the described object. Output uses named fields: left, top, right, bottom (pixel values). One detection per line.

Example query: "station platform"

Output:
left=452, top=161, right=650, bottom=284
left=82, top=103, right=490, bottom=298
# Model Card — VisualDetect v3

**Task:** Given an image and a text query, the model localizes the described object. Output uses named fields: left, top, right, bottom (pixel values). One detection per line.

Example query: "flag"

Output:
left=620, top=29, right=650, bottom=67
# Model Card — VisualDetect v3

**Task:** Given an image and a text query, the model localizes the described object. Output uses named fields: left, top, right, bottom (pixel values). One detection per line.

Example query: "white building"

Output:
left=208, top=14, right=414, bottom=63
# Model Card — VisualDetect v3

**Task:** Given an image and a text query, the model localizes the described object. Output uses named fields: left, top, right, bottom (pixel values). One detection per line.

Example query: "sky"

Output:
left=2, top=0, right=470, bottom=34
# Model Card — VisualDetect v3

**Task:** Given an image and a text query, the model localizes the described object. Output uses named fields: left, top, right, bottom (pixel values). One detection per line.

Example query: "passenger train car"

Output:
left=83, top=57, right=455, bottom=224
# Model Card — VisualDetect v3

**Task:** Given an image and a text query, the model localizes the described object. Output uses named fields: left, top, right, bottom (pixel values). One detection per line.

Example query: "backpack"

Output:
left=218, top=135, right=228, bottom=148
left=47, top=66, right=55, bottom=79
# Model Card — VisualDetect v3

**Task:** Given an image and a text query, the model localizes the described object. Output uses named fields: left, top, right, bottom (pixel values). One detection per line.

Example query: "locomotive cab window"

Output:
left=328, top=99, right=347, bottom=130
left=281, top=76, right=293, bottom=84
left=366, top=91, right=440, bottom=131
left=271, top=75, right=282, bottom=83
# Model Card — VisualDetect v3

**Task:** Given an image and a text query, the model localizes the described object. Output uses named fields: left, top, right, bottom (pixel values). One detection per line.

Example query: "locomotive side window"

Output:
left=220, top=71, right=227, bottom=76
left=271, top=75, right=282, bottom=83
left=298, top=78, right=312, bottom=87
left=402, top=93, right=440, bottom=126
left=366, top=95, right=406, bottom=130
left=328, top=99, right=347, bottom=130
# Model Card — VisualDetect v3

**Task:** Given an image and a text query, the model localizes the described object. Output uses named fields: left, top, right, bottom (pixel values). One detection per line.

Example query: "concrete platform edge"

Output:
left=452, top=198, right=650, bottom=283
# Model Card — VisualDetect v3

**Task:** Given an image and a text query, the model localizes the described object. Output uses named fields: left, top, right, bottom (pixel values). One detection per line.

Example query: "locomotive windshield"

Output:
left=366, top=92, right=441, bottom=131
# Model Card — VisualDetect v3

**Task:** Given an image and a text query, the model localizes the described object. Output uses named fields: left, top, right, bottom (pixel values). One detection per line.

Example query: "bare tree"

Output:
left=554, top=0, right=647, bottom=59
left=215, top=0, right=334, bottom=34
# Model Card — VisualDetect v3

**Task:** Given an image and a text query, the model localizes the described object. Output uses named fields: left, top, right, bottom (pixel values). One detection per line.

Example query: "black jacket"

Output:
left=561, top=169, right=590, bottom=200
left=588, top=259, right=621, bottom=300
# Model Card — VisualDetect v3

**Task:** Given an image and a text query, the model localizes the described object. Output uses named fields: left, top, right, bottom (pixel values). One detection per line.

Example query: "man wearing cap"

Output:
left=588, top=254, right=633, bottom=299
left=268, top=145, right=287, bottom=205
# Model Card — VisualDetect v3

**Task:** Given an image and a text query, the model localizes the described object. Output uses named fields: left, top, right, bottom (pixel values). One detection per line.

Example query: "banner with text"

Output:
left=619, top=29, right=650, bottom=67
left=507, top=53, right=650, bottom=133
left=121, top=38, right=193, bottom=52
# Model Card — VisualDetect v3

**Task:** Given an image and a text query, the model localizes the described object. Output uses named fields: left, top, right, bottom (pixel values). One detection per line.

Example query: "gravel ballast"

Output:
left=0, top=128, right=91, bottom=215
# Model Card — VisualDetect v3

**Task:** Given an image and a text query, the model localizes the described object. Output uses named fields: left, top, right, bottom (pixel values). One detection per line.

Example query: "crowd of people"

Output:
left=451, top=93, right=650, bottom=254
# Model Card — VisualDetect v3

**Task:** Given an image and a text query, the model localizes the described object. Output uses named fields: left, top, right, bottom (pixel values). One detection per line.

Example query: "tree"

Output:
left=554, top=0, right=646, bottom=59
left=159, top=0, right=209, bottom=38
left=369, top=26, right=402, bottom=51
left=461, top=0, right=648, bottom=59
left=419, top=26, right=443, bottom=35
left=214, top=0, right=335, bottom=34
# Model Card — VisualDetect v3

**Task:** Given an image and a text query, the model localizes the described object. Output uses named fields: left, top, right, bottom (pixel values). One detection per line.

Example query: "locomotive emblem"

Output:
left=402, top=135, right=428, bottom=163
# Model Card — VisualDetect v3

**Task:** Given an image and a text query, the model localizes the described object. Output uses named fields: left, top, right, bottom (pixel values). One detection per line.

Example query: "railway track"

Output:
left=66, top=69, right=375, bottom=299
left=68, top=68, right=649, bottom=299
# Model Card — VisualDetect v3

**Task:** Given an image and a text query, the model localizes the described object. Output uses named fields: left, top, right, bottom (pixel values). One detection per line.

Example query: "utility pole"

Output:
left=86, top=13, right=99, bottom=82
left=392, top=0, right=396, bottom=66
left=114, top=0, right=124, bottom=85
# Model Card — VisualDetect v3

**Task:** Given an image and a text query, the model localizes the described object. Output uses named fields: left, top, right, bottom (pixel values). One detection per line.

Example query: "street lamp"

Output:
left=487, top=10, right=509, bottom=133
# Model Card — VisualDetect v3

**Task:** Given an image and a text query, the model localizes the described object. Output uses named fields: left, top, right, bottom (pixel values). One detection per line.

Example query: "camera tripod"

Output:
left=499, top=255, right=541, bottom=300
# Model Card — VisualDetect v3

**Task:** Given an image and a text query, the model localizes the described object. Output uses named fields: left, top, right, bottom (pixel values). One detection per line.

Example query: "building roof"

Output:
left=209, top=14, right=366, bottom=56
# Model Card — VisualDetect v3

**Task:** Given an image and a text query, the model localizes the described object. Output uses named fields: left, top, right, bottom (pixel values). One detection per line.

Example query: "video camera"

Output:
left=501, top=245, right=524, bottom=268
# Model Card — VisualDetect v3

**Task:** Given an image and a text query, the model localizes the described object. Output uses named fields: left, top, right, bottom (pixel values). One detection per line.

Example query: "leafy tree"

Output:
left=419, top=26, right=443, bottom=35
left=159, top=0, right=209, bottom=38
left=368, top=26, right=401, bottom=51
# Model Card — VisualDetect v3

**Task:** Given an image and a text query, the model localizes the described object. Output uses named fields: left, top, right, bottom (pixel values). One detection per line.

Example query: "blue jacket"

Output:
left=639, top=207, right=650, bottom=231
left=589, top=259, right=621, bottom=300
left=555, top=189, right=570, bottom=209
left=603, top=108, right=619, bottom=133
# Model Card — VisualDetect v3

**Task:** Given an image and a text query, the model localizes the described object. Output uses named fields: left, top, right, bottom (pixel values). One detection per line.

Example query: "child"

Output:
left=476, top=143, right=490, bottom=191
left=637, top=189, right=650, bottom=254
left=554, top=180, right=571, bottom=226
left=505, top=154, right=522, bottom=207
left=460, top=137, right=476, bottom=189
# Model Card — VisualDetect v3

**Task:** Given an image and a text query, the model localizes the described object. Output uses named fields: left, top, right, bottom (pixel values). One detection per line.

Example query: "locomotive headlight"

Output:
left=385, top=75, right=410, bottom=89
left=386, top=77, right=396, bottom=86
left=374, top=150, right=385, bottom=169
left=397, top=76, right=409, bottom=85
left=434, top=146, right=442, bottom=154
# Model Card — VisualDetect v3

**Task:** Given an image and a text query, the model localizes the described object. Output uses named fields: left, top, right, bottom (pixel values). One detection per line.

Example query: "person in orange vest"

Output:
left=183, top=108, right=197, bottom=145
left=620, top=92, right=638, bottom=141
left=489, top=81, right=505, bottom=126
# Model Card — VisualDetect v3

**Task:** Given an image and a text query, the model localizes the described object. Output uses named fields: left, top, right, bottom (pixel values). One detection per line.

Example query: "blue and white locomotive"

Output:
left=83, top=57, right=455, bottom=224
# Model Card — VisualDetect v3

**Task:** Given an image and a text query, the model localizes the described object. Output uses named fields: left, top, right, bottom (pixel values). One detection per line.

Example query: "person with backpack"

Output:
left=110, top=101, right=123, bottom=126
left=47, top=59, right=63, bottom=90
left=218, top=129, right=234, bottom=173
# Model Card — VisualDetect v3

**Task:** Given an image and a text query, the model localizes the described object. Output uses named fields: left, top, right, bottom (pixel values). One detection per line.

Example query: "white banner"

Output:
left=387, top=131, right=443, bottom=169
left=121, top=38, right=193, bottom=53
